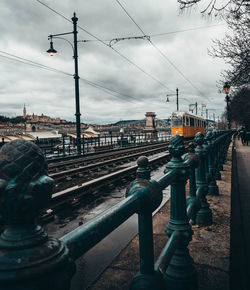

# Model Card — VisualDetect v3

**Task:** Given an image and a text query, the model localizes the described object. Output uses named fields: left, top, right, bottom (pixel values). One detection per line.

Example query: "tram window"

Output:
left=186, top=117, right=190, bottom=126
left=190, top=118, right=194, bottom=126
left=171, top=116, right=182, bottom=126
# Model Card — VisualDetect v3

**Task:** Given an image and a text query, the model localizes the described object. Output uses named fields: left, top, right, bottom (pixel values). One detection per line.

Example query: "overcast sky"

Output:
left=0, top=0, right=229, bottom=124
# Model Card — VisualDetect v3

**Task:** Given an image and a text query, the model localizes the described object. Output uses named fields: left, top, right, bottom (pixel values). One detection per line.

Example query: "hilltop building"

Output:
left=23, top=104, right=66, bottom=131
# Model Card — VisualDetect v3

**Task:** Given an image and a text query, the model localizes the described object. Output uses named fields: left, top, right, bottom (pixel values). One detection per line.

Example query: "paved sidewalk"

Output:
left=90, top=146, right=233, bottom=290
left=230, top=139, right=250, bottom=290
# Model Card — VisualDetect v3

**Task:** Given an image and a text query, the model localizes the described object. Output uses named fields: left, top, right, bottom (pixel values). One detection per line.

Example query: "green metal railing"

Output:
left=0, top=130, right=232, bottom=290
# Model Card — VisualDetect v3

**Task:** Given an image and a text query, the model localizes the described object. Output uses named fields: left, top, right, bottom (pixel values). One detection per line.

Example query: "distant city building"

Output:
left=23, top=104, right=66, bottom=131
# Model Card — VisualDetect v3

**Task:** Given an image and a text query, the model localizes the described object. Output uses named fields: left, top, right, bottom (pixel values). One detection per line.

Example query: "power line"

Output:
left=115, top=0, right=211, bottom=102
left=80, top=79, right=140, bottom=103
left=115, top=0, right=146, bottom=36
left=46, top=24, right=225, bottom=44
left=0, top=51, right=73, bottom=77
left=149, top=24, right=226, bottom=37
left=35, top=0, right=72, bottom=24
left=0, top=54, right=72, bottom=77
left=0, top=51, right=143, bottom=103
left=35, top=0, right=173, bottom=92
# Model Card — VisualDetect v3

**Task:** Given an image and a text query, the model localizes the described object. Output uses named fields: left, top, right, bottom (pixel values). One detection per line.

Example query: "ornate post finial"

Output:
left=194, top=132, right=204, bottom=147
left=136, top=156, right=150, bottom=179
left=168, top=134, right=185, bottom=158
left=0, top=140, right=75, bottom=290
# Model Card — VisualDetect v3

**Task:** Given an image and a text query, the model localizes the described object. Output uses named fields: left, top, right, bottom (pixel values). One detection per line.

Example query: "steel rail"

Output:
left=46, top=151, right=171, bottom=210
left=47, top=140, right=170, bottom=165
left=50, top=144, right=169, bottom=180
left=48, top=141, right=170, bottom=171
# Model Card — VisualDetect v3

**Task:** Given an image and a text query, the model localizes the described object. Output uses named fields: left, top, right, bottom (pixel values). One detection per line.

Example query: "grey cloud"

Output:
left=0, top=0, right=229, bottom=124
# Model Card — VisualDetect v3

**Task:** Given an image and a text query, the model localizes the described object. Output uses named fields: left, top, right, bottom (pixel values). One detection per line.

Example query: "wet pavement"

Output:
left=44, top=160, right=169, bottom=290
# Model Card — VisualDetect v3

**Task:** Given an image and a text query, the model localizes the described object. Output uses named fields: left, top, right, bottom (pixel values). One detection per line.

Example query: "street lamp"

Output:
left=47, top=12, right=82, bottom=155
left=46, top=40, right=57, bottom=56
left=223, top=82, right=231, bottom=130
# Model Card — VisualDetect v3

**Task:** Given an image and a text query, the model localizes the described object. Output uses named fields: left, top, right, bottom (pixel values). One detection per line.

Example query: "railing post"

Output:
left=82, top=136, right=85, bottom=154
left=184, top=142, right=201, bottom=225
left=218, top=134, right=224, bottom=172
left=202, top=134, right=210, bottom=183
left=98, top=135, right=100, bottom=151
left=214, top=132, right=222, bottom=180
left=164, top=135, right=198, bottom=290
left=0, top=140, right=75, bottom=290
left=127, top=156, right=163, bottom=290
left=194, top=132, right=213, bottom=226
left=62, top=135, right=66, bottom=157
left=206, top=131, right=219, bottom=195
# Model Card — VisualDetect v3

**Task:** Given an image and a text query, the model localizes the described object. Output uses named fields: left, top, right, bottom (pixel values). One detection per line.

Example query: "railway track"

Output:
left=48, top=141, right=169, bottom=173
left=44, top=151, right=171, bottom=214
left=50, top=143, right=169, bottom=188
left=40, top=139, right=192, bottom=221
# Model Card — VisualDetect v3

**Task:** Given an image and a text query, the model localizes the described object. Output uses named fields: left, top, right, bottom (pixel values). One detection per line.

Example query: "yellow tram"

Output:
left=171, top=111, right=206, bottom=138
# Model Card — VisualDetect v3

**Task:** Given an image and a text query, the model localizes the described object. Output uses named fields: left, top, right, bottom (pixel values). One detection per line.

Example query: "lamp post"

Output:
left=47, top=12, right=81, bottom=155
left=223, top=82, right=231, bottom=130
left=166, top=88, right=179, bottom=111
left=189, top=102, right=198, bottom=115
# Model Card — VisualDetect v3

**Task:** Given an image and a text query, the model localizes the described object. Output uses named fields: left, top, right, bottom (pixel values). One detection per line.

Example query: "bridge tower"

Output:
left=144, top=112, right=158, bottom=141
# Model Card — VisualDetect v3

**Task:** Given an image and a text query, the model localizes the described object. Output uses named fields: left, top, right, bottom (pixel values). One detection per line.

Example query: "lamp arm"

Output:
left=49, top=32, right=73, bottom=38
left=50, top=36, right=74, bottom=54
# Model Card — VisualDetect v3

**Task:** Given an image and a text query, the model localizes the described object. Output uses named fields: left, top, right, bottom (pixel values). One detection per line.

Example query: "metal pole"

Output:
left=226, top=94, right=231, bottom=130
left=176, top=88, right=179, bottom=111
left=195, top=102, right=197, bottom=115
left=206, top=109, right=208, bottom=128
left=72, top=13, right=81, bottom=155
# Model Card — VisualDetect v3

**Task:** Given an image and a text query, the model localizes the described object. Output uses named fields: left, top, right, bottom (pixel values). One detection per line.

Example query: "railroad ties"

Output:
left=41, top=141, right=174, bottom=222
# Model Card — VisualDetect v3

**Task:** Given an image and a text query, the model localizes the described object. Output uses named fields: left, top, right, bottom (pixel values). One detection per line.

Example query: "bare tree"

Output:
left=178, top=0, right=249, bottom=15
left=177, top=0, right=250, bottom=87
left=209, top=5, right=249, bottom=87
left=230, top=86, right=250, bottom=130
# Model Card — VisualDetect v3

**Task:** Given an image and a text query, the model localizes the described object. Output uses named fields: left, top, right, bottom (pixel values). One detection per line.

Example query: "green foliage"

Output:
left=230, top=86, right=250, bottom=130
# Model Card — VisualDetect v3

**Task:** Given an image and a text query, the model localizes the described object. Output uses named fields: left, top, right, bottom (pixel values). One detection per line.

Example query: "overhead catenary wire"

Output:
left=35, top=0, right=173, bottom=93
left=149, top=23, right=226, bottom=37
left=48, top=24, right=226, bottom=44
left=0, top=51, right=73, bottom=77
left=115, top=0, right=211, bottom=102
left=0, top=51, right=143, bottom=104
